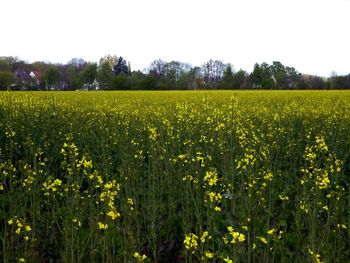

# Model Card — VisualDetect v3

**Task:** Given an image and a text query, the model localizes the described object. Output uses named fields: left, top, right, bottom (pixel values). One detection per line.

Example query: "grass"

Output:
left=0, top=90, right=349, bottom=262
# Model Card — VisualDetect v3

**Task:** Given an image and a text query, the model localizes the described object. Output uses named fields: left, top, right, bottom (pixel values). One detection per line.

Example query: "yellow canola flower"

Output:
left=184, top=233, right=199, bottom=251
left=223, top=257, right=233, bottom=263
left=203, top=169, right=218, bottom=186
left=200, top=231, right=211, bottom=243
left=133, top=252, right=147, bottom=262
left=267, top=228, right=276, bottom=235
left=258, top=236, right=267, bottom=244
left=308, top=247, right=323, bottom=263
left=227, top=226, right=245, bottom=244
left=98, top=222, right=108, bottom=229
left=205, top=251, right=214, bottom=259
left=106, top=210, right=121, bottom=220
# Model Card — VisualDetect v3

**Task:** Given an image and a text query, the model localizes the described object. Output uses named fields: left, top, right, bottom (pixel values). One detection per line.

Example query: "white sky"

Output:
left=1, top=0, right=350, bottom=76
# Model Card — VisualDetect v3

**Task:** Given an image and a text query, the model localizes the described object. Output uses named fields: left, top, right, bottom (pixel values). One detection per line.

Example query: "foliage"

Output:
left=80, top=63, right=97, bottom=86
left=113, top=57, right=129, bottom=76
left=42, top=67, right=60, bottom=89
left=0, top=71, right=15, bottom=90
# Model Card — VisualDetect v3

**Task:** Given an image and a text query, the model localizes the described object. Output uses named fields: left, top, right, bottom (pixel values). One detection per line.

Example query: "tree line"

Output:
left=0, top=55, right=349, bottom=90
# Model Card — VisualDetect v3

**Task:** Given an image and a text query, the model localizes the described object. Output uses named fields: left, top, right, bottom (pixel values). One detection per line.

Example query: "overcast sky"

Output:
left=1, top=0, right=349, bottom=76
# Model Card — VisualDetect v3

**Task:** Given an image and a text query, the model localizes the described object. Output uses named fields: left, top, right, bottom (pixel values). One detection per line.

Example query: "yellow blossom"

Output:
left=98, top=222, right=108, bottom=229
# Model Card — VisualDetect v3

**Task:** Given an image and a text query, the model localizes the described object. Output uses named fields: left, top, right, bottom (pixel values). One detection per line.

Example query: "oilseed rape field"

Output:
left=0, top=90, right=349, bottom=263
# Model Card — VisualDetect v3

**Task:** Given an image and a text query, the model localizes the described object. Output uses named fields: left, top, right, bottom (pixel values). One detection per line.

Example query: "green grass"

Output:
left=0, top=90, right=349, bottom=262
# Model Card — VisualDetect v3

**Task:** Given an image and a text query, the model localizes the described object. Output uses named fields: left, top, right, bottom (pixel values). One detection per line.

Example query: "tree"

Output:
left=232, top=69, right=246, bottom=89
left=97, top=61, right=113, bottom=89
left=0, top=71, right=15, bottom=90
left=251, top=63, right=263, bottom=88
left=66, top=65, right=82, bottom=90
left=148, top=59, right=167, bottom=78
left=67, top=58, right=87, bottom=68
left=0, top=59, right=12, bottom=72
left=220, top=64, right=234, bottom=89
left=42, top=67, right=60, bottom=90
left=80, top=63, right=97, bottom=89
left=140, top=75, right=158, bottom=90
left=113, top=57, right=128, bottom=76
left=201, top=59, right=226, bottom=88
left=99, top=54, right=118, bottom=68
left=110, top=73, right=129, bottom=90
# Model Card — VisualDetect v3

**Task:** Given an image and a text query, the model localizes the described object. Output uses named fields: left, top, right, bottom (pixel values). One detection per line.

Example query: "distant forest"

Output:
left=0, top=55, right=349, bottom=90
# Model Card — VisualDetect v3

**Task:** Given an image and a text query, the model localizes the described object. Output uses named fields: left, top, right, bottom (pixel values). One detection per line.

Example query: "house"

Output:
left=15, top=69, right=41, bottom=90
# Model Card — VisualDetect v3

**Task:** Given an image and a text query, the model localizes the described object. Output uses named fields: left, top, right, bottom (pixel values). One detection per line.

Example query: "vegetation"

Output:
left=1, top=90, right=349, bottom=262
left=1, top=55, right=350, bottom=91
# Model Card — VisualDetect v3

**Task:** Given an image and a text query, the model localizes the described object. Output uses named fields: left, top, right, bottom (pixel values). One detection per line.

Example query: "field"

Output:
left=0, top=90, right=349, bottom=263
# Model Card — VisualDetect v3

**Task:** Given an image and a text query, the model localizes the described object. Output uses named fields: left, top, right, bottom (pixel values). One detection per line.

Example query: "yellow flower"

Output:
left=258, top=236, right=267, bottom=244
left=106, top=210, right=121, bottom=220
left=267, top=228, right=276, bottom=235
left=214, top=206, right=221, bottom=212
left=227, top=226, right=245, bottom=244
left=200, top=231, right=210, bottom=243
left=133, top=252, right=147, bottom=262
left=184, top=233, right=199, bottom=251
left=205, top=251, right=214, bottom=259
left=223, top=257, right=233, bottom=263
left=98, top=222, right=108, bottom=229
left=203, top=169, right=218, bottom=186
left=18, top=258, right=25, bottom=262
left=25, top=225, right=31, bottom=232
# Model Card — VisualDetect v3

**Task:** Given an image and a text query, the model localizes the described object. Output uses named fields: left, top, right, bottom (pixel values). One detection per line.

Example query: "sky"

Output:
left=1, top=0, right=350, bottom=76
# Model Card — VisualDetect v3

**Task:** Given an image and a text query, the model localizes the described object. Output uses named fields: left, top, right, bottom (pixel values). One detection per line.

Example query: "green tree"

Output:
left=140, top=75, right=158, bottom=90
left=220, top=64, right=234, bottom=89
left=42, top=67, right=60, bottom=90
left=66, top=65, right=82, bottom=90
left=97, top=61, right=113, bottom=89
left=0, top=71, right=15, bottom=90
left=232, top=69, right=246, bottom=89
left=80, top=63, right=97, bottom=89
left=111, top=73, right=129, bottom=90
left=0, top=59, right=12, bottom=72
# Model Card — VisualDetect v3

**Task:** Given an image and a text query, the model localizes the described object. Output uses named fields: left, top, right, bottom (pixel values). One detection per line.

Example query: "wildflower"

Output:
left=205, top=251, right=214, bottom=259
left=18, top=258, right=25, bottom=262
left=184, top=233, right=199, bottom=251
left=204, top=169, right=218, bottom=186
left=214, top=206, right=221, bottom=212
left=267, top=228, right=276, bottom=235
left=258, top=236, right=267, bottom=244
left=200, top=231, right=211, bottom=243
left=278, top=194, right=289, bottom=201
left=223, top=257, right=233, bottom=263
left=98, top=222, right=108, bottom=229
left=337, top=224, right=347, bottom=229
left=133, top=252, right=147, bottom=262
left=227, top=226, right=245, bottom=244
left=106, top=210, right=120, bottom=220
left=308, top=247, right=323, bottom=263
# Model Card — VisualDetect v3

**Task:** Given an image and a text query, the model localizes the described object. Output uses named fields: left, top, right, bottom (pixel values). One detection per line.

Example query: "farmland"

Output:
left=0, top=90, right=349, bottom=262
